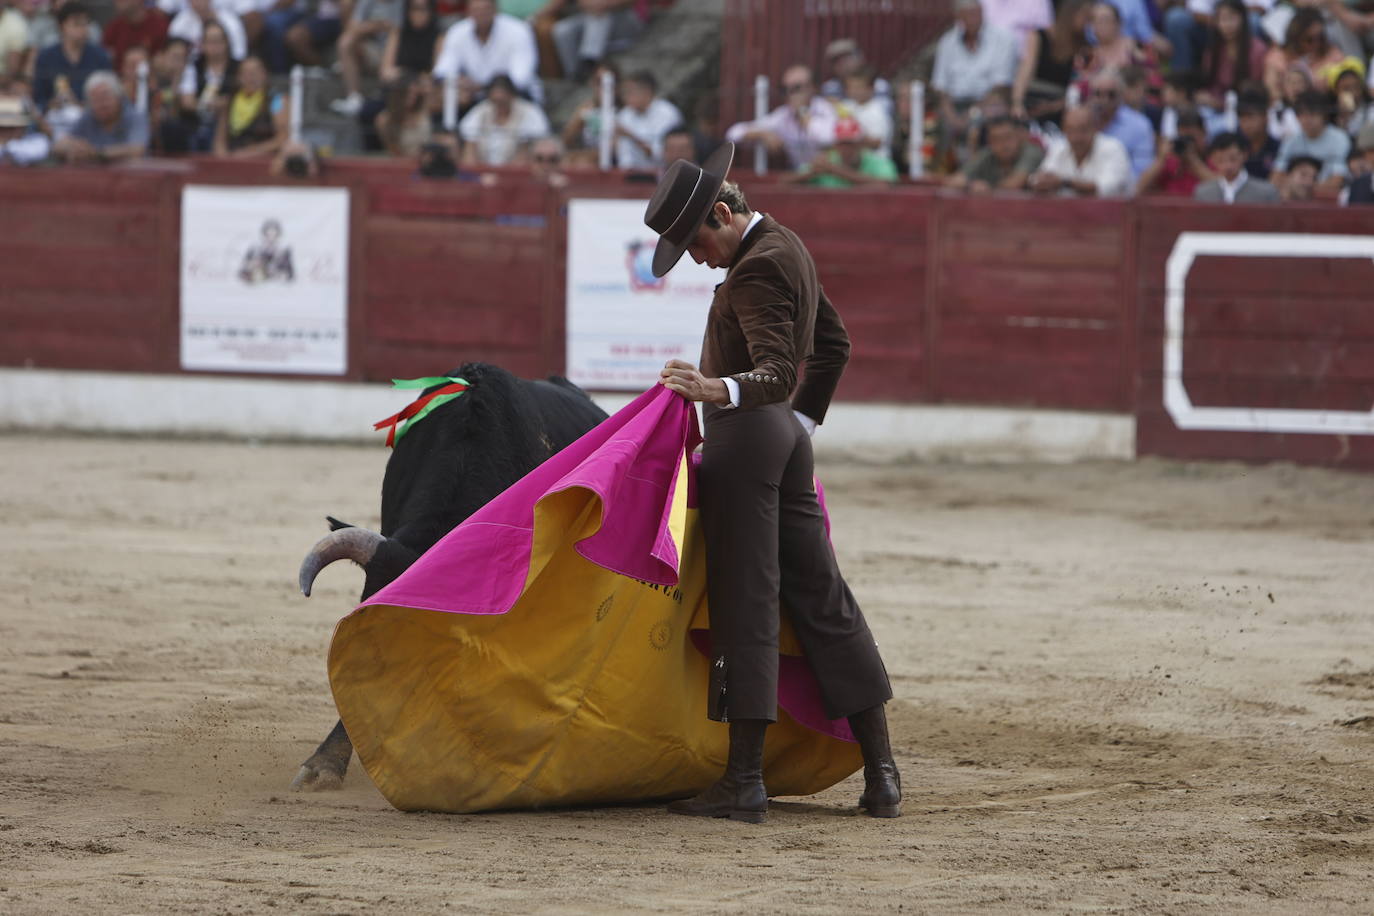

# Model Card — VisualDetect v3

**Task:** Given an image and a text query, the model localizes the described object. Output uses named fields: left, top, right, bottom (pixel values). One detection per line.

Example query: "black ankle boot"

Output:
left=668, top=719, right=769, bottom=824
left=848, top=704, right=901, bottom=818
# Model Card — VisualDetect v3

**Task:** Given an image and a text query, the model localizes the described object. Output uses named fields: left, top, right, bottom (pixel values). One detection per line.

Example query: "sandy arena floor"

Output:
left=1, top=433, right=1372, bottom=914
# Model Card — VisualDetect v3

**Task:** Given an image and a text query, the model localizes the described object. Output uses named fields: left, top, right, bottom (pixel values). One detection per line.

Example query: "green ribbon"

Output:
left=381, top=376, right=470, bottom=445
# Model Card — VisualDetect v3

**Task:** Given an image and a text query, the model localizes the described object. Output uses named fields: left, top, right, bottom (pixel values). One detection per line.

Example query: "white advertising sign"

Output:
left=566, top=198, right=723, bottom=390
left=180, top=185, right=349, bottom=375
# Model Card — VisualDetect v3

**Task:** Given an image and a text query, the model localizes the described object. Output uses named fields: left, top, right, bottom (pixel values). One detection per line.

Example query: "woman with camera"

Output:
left=1135, top=105, right=1216, bottom=196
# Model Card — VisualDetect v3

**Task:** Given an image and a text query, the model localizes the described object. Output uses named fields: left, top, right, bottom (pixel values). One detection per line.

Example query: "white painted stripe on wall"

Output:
left=0, top=368, right=1135, bottom=463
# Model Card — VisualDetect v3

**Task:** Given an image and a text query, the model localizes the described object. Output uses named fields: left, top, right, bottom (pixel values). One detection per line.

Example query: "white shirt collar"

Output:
left=741, top=210, right=764, bottom=239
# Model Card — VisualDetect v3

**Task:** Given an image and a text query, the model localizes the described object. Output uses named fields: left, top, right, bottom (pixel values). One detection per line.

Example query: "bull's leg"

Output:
left=291, top=719, right=353, bottom=791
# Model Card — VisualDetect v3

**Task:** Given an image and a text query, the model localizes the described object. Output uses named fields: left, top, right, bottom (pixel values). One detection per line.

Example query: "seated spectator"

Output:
left=1346, top=122, right=1374, bottom=204
left=1136, top=106, right=1215, bottom=196
left=980, top=0, right=1052, bottom=46
left=1273, top=89, right=1351, bottom=195
left=1330, top=56, right=1373, bottom=137
left=1161, top=0, right=1207, bottom=74
left=33, top=2, right=110, bottom=111
left=53, top=69, right=147, bottom=161
left=660, top=124, right=694, bottom=164
left=613, top=69, right=680, bottom=169
left=1119, top=62, right=1158, bottom=127
left=528, top=133, right=568, bottom=186
left=149, top=34, right=189, bottom=150
left=381, top=0, right=439, bottom=83
left=262, top=0, right=343, bottom=75
left=1281, top=153, right=1322, bottom=200
left=169, top=0, right=248, bottom=60
left=1198, top=0, right=1266, bottom=112
left=178, top=19, right=236, bottom=150
left=1091, top=68, right=1155, bottom=179
left=1030, top=103, right=1132, bottom=196
left=433, top=0, right=538, bottom=108
left=1157, top=70, right=1199, bottom=139
left=375, top=69, right=431, bottom=155
left=820, top=38, right=892, bottom=109
left=458, top=72, right=548, bottom=165
left=0, top=1, right=28, bottom=91
left=843, top=65, right=893, bottom=160
left=0, top=94, right=50, bottom=163
left=104, top=0, right=169, bottom=73
left=1195, top=131, right=1281, bottom=202
left=1237, top=94, right=1280, bottom=177
left=1264, top=8, right=1345, bottom=104
left=786, top=115, right=897, bottom=188
left=330, top=0, right=401, bottom=115
left=687, top=91, right=722, bottom=164
left=932, top=0, right=1019, bottom=136
left=213, top=54, right=286, bottom=156
left=724, top=63, right=837, bottom=171
left=25, top=0, right=102, bottom=60
left=945, top=113, right=1044, bottom=192
left=551, top=0, right=640, bottom=82
left=1077, top=1, right=1156, bottom=87
left=1101, top=0, right=1161, bottom=50
left=558, top=58, right=617, bottom=164
left=1012, top=0, right=1090, bottom=124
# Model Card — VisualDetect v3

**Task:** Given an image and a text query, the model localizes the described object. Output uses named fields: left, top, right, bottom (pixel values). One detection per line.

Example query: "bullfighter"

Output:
left=645, top=142, right=901, bottom=823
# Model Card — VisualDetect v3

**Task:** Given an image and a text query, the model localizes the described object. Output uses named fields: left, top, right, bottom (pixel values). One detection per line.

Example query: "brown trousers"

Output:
left=699, top=402, right=892, bottom=723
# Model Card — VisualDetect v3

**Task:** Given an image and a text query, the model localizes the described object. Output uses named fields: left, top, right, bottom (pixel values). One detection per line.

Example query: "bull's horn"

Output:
left=299, top=528, right=385, bottom=597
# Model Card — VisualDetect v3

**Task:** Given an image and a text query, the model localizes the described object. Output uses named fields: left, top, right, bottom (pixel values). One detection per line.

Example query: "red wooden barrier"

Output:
left=1134, top=200, right=1374, bottom=469
left=6, top=158, right=1374, bottom=473
left=928, top=194, right=1135, bottom=411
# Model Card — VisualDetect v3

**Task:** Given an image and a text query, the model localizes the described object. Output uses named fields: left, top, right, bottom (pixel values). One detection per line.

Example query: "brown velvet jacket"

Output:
left=699, top=214, right=850, bottom=423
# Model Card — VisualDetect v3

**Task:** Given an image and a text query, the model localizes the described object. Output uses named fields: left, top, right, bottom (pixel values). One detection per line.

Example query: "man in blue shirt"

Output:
left=53, top=70, right=147, bottom=163
left=32, top=2, right=111, bottom=112
left=1091, top=69, right=1155, bottom=183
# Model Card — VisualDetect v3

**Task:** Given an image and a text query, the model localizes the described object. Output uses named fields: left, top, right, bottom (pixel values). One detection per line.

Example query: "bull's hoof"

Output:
left=291, top=758, right=346, bottom=791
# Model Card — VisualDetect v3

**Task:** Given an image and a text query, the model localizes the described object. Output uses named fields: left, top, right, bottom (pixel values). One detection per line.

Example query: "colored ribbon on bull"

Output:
left=373, top=376, right=470, bottom=447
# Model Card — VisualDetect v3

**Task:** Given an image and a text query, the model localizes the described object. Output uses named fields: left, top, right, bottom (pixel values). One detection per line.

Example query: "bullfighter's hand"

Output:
left=660, top=360, right=730, bottom=404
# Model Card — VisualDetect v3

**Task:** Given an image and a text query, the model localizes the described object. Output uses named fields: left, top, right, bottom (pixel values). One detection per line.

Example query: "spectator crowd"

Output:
left=0, top=0, right=1371, bottom=204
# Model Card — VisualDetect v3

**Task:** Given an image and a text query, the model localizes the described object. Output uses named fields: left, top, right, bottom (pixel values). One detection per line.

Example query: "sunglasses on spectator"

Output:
left=784, top=83, right=811, bottom=94
left=1092, top=89, right=1118, bottom=99
left=533, top=154, right=561, bottom=163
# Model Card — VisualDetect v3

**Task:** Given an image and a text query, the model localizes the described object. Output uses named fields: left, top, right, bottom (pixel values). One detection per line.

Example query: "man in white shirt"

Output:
left=723, top=64, right=837, bottom=171
left=931, top=0, right=1019, bottom=107
left=1030, top=104, right=1133, bottom=197
left=432, top=0, right=538, bottom=106
left=613, top=69, right=682, bottom=169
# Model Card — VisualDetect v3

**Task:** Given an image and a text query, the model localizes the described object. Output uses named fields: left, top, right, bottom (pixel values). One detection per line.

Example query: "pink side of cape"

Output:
left=359, top=385, right=854, bottom=743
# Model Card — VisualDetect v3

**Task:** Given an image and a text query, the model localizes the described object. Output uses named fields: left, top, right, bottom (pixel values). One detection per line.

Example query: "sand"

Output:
left=2, top=433, right=1371, bottom=914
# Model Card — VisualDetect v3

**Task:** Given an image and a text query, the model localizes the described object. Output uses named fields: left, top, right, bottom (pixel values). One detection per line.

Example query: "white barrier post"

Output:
left=598, top=68, right=615, bottom=171
left=753, top=74, right=769, bottom=175
left=442, top=76, right=458, bottom=132
left=135, top=59, right=149, bottom=115
left=1224, top=90, right=1238, bottom=131
left=908, top=81, right=924, bottom=179
left=289, top=65, right=304, bottom=143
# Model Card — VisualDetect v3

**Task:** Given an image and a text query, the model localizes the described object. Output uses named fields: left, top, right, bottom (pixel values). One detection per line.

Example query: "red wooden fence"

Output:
left=4, top=159, right=1374, bottom=469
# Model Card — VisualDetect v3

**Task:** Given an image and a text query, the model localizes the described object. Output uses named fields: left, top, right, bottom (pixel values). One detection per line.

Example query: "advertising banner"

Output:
left=181, top=185, right=349, bottom=375
left=566, top=198, right=722, bottom=390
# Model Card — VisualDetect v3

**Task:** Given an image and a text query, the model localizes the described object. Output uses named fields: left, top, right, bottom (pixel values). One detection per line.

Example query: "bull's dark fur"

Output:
left=358, top=364, right=608, bottom=601
left=296, top=363, right=608, bottom=789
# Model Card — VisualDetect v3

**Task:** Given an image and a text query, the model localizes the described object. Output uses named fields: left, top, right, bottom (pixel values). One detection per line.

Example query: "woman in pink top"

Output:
left=1263, top=7, right=1346, bottom=103
left=1074, top=2, right=1158, bottom=94
left=1198, top=0, right=1267, bottom=111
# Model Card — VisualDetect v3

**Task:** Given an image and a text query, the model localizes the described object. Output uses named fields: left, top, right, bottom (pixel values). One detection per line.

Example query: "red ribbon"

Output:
left=372, top=382, right=469, bottom=447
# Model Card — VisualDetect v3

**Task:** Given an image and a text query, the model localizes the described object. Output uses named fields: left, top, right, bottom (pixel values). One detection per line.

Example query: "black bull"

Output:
left=293, top=363, right=609, bottom=790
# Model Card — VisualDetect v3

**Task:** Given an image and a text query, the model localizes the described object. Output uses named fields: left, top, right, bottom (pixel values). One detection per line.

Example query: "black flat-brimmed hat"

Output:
left=643, top=141, right=735, bottom=277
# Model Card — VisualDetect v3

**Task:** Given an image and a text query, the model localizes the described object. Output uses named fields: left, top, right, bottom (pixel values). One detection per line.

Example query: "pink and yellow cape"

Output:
left=328, top=386, right=861, bottom=813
